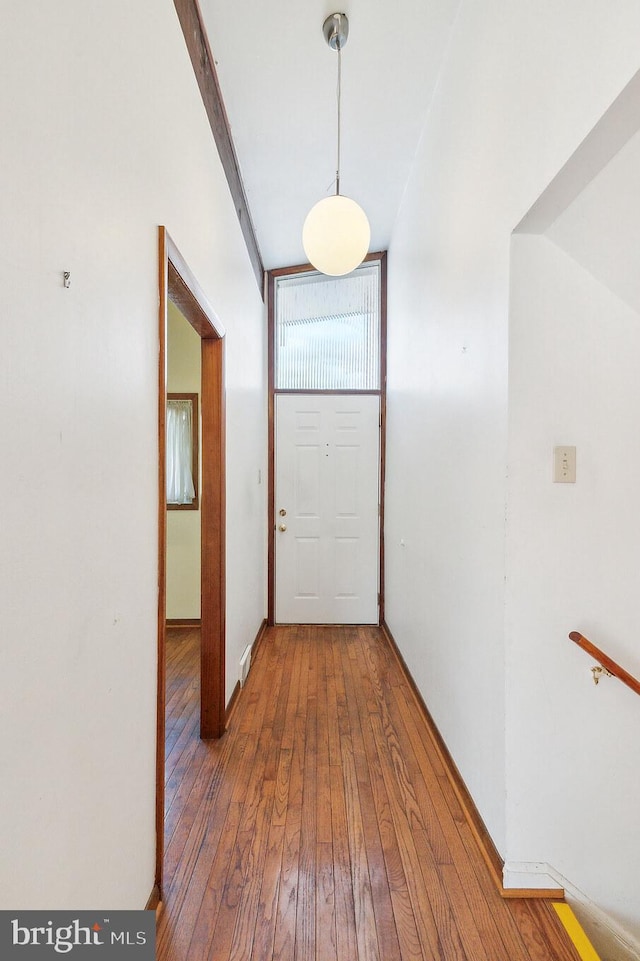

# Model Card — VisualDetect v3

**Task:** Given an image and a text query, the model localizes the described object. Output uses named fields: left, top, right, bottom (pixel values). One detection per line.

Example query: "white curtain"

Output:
left=166, top=400, right=195, bottom=505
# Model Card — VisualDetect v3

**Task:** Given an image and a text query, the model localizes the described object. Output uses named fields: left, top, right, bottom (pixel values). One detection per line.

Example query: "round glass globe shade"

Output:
left=302, top=195, right=370, bottom=276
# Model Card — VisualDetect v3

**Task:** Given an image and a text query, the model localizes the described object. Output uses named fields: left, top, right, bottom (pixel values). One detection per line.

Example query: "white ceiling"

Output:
left=199, top=0, right=461, bottom=270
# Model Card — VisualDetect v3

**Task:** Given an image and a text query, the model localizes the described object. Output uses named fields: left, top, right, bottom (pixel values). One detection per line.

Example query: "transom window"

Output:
left=274, top=262, right=381, bottom=391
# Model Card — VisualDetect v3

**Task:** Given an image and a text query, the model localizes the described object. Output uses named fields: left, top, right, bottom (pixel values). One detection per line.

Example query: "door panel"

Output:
left=275, top=393, right=380, bottom=624
left=296, top=538, right=321, bottom=597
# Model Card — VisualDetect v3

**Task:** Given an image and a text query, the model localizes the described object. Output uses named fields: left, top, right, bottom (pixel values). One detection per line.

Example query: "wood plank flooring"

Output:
left=157, top=625, right=580, bottom=961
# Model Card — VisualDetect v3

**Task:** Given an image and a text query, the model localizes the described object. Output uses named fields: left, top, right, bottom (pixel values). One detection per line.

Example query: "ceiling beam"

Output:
left=173, top=0, right=265, bottom=297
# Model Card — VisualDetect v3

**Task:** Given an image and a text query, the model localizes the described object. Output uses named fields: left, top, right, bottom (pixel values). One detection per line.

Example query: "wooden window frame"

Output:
left=166, top=392, right=200, bottom=511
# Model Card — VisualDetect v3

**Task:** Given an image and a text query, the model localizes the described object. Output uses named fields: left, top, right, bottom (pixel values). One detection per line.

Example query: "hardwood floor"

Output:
left=157, top=625, right=580, bottom=961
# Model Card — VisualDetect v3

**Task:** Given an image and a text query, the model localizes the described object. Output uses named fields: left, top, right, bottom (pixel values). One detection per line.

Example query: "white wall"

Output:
left=507, top=233, right=640, bottom=953
left=166, top=301, right=202, bottom=620
left=223, top=284, right=268, bottom=706
left=0, top=0, right=266, bottom=909
left=385, top=0, right=640, bottom=914
left=546, top=128, right=640, bottom=316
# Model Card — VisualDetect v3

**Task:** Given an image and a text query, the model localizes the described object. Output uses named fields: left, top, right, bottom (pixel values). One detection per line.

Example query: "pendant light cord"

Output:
left=336, top=36, right=342, bottom=196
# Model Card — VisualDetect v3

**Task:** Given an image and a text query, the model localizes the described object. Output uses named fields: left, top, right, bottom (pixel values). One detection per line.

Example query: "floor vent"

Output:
left=239, top=644, right=252, bottom=687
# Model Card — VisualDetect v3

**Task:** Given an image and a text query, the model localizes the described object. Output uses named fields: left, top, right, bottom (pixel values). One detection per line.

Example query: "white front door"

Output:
left=275, top=393, right=380, bottom=624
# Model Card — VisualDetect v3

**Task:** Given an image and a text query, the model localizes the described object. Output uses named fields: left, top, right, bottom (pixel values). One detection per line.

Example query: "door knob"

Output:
left=279, top=508, right=287, bottom=516
left=278, top=524, right=287, bottom=532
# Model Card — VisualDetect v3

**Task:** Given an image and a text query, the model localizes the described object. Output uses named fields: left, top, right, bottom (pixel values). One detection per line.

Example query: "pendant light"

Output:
left=302, top=13, right=370, bottom=276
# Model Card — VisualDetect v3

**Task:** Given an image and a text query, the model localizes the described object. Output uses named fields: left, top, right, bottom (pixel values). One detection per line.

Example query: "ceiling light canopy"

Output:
left=302, top=13, right=370, bottom=276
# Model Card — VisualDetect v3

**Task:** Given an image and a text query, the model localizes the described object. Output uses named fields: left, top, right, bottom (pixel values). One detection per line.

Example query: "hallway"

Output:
left=157, top=625, right=580, bottom=961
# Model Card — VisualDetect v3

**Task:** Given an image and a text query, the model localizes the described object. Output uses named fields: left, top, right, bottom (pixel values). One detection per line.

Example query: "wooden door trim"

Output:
left=266, top=253, right=387, bottom=626
left=200, top=336, right=226, bottom=738
left=378, top=253, right=388, bottom=624
left=156, top=226, right=226, bottom=897
left=156, top=228, right=168, bottom=896
left=267, top=271, right=276, bottom=625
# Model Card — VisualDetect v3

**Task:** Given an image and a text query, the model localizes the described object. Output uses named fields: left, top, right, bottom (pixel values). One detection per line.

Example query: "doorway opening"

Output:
left=267, top=253, right=387, bottom=626
left=155, top=227, right=226, bottom=898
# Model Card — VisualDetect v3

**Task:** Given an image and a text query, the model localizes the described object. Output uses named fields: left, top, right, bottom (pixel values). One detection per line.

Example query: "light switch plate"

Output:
left=553, top=446, right=576, bottom=483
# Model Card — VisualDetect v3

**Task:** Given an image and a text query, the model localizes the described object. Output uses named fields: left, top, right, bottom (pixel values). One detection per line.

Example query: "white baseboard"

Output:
left=558, top=874, right=640, bottom=961
left=239, top=643, right=252, bottom=687
left=504, top=862, right=640, bottom=961
left=503, top=860, right=561, bottom=891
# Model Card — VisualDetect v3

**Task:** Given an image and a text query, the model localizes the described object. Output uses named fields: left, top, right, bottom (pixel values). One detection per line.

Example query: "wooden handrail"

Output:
left=569, top=631, right=640, bottom=697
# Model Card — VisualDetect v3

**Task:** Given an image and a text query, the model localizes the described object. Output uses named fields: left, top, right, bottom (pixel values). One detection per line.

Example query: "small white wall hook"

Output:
left=591, top=664, right=613, bottom=685
left=63, top=271, right=71, bottom=288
